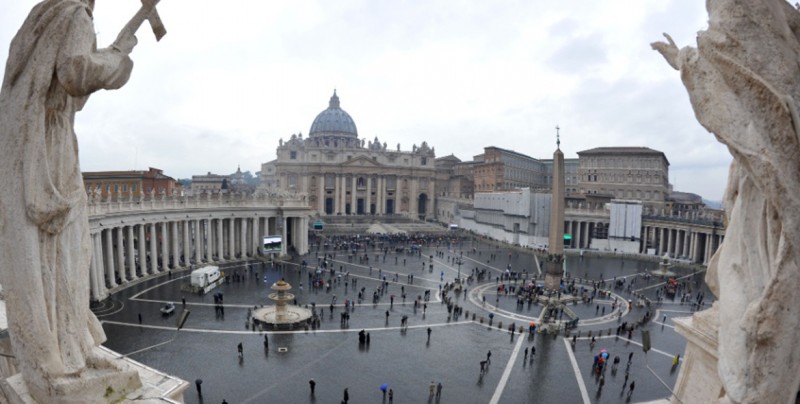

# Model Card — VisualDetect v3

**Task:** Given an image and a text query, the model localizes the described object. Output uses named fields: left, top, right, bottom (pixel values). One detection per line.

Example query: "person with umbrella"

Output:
left=380, top=383, right=388, bottom=400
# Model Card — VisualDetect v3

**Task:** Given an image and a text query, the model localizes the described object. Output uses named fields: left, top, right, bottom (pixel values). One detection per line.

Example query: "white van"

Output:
left=190, top=266, right=220, bottom=288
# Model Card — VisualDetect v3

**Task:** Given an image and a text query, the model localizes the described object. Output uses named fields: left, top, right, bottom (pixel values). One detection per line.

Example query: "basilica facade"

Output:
left=260, top=91, right=437, bottom=218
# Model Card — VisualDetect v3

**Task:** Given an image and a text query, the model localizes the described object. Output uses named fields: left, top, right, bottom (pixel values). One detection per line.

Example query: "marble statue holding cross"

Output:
left=0, top=0, right=166, bottom=402
left=653, top=0, right=800, bottom=402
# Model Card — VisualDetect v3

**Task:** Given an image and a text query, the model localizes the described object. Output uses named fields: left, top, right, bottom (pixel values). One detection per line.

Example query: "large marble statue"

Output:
left=0, top=0, right=162, bottom=401
left=653, top=1, right=800, bottom=402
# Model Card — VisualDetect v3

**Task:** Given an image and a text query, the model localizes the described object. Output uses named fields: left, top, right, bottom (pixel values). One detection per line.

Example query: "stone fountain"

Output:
left=252, top=279, right=312, bottom=329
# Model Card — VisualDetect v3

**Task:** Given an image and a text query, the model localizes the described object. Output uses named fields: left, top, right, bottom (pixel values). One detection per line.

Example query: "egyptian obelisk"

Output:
left=543, top=127, right=565, bottom=290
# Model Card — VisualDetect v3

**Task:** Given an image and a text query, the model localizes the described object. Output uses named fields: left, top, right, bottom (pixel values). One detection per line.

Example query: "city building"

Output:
left=83, top=167, right=180, bottom=199
left=260, top=91, right=437, bottom=218
left=190, top=172, right=229, bottom=194
left=472, top=146, right=549, bottom=192
left=577, top=146, right=670, bottom=208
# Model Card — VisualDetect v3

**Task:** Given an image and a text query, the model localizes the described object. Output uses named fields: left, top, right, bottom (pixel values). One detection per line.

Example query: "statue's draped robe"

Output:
left=0, top=0, right=132, bottom=394
left=673, top=1, right=800, bottom=402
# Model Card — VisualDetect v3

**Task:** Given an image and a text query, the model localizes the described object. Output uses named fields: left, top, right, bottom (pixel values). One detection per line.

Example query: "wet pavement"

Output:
left=99, top=238, right=711, bottom=404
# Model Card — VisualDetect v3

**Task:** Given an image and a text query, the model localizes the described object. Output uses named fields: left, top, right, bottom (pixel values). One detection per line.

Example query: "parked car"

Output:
left=160, top=302, right=175, bottom=315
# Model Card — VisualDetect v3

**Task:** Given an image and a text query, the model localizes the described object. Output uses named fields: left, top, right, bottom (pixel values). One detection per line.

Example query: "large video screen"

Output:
left=262, top=235, right=282, bottom=254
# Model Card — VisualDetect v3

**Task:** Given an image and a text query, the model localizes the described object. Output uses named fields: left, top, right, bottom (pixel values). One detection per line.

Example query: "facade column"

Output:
left=410, top=177, right=418, bottom=216
left=217, top=218, right=224, bottom=262
left=689, top=231, right=697, bottom=263
left=366, top=176, right=372, bottom=214
left=333, top=176, right=340, bottom=215
left=376, top=177, right=382, bottom=214
left=351, top=176, right=357, bottom=214
left=126, top=226, right=137, bottom=280
left=162, top=221, right=170, bottom=270
left=704, top=233, right=712, bottom=264
left=149, top=223, right=159, bottom=273
left=317, top=176, right=324, bottom=213
left=103, top=229, right=117, bottom=287
left=171, top=221, right=180, bottom=268
left=115, top=227, right=126, bottom=283
left=341, top=176, right=348, bottom=214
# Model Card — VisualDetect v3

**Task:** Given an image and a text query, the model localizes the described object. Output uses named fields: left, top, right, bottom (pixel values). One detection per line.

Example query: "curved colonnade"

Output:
left=86, top=193, right=311, bottom=301
left=564, top=208, right=724, bottom=264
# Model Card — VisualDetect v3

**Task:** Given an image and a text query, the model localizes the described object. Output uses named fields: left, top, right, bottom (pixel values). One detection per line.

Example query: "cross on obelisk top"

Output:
left=555, top=125, right=561, bottom=149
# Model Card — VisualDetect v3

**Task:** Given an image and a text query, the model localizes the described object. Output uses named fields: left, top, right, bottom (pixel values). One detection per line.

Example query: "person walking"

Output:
left=309, top=379, right=315, bottom=395
left=487, top=350, right=492, bottom=364
left=429, top=381, right=436, bottom=398
left=343, top=387, right=349, bottom=403
left=427, top=327, right=432, bottom=341
left=237, top=342, right=243, bottom=358
left=388, top=388, right=393, bottom=402
left=524, top=347, right=528, bottom=360
left=628, top=381, right=635, bottom=398
left=597, top=374, right=605, bottom=393
left=436, top=382, right=442, bottom=398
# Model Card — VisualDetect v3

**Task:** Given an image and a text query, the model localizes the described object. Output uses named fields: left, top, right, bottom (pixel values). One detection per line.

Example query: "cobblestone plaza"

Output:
left=100, top=237, right=711, bottom=404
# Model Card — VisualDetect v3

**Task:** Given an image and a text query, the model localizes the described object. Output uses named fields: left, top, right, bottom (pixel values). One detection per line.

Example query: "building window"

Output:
left=122, top=184, right=128, bottom=192
left=325, top=174, right=335, bottom=189
left=290, top=151, right=297, bottom=160
left=421, top=157, right=427, bottom=166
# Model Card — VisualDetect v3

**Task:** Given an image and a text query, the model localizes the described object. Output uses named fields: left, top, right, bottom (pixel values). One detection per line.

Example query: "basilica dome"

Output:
left=309, top=90, right=358, bottom=138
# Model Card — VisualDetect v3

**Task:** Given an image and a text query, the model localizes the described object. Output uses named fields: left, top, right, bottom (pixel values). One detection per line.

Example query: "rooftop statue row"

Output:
left=278, top=133, right=435, bottom=156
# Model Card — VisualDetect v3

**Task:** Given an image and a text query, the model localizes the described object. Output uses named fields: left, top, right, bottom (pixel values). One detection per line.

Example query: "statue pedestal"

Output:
left=671, top=305, right=724, bottom=403
left=0, top=346, right=188, bottom=403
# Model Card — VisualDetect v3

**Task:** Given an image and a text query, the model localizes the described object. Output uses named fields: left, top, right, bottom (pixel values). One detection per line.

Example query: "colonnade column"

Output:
left=126, top=226, right=137, bottom=280
left=183, top=220, right=191, bottom=267
left=93, top=233, right=107, bottom=291
left=252, top=217, right=260, bottom=257
left=104, top=229, right=117, bottom=287
left=149, top=223, right=159, bottom=273
left=193, top=219, right=203, bottom=265
left=641, top=226, right=648, bottom=253
left=240, top=217, right=248, bottom=257
left=171, top=221, right=180, bottom=268
left=205, top=218, right=213, bottom=262
left=115, top=227, right=125, bottom=283
left=162, top=221, right=170, bottom=270
left=139, top=224, right=147, bottom=276
left=228, top=218, right=236, bottom=259
left=217, top=219, right=224, bottom=262
left=89, top=235, right=102, bottom=301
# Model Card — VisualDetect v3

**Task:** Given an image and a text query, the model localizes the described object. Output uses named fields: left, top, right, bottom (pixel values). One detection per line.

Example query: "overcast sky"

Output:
left=0, top=1, right=731, bottom=200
